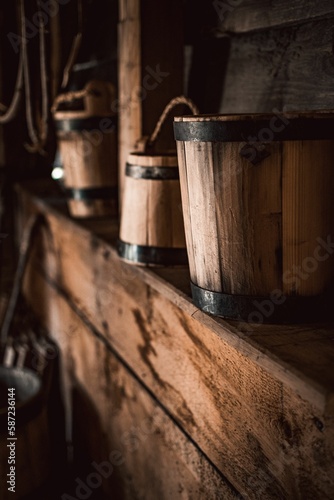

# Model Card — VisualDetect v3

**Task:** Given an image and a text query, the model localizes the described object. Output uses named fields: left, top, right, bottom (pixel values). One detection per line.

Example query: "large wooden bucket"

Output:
left=53, top=80, right=118, bottom=218
left=174, top=112, right=334, bottom=323
left=0, top=366, right=50, bottom=499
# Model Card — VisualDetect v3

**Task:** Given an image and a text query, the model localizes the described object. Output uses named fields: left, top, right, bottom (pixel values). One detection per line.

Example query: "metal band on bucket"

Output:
left=174, top=116, right=334, bottom=142
left=65, top=186, right=118, bottom=201
left=190, top=281, right=333, bottom=324
left=55, top=116, right=117, bottom=132
left=117, top=240, right=188, bottom=266
left=125, top=163, right=179, bottom=180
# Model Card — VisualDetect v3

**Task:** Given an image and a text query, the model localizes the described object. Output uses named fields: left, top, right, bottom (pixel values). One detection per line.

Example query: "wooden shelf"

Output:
left=16, top=179, right=334, bottom=499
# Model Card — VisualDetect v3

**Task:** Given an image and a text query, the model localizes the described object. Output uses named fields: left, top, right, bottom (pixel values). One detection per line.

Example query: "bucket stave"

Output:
left=174, top=112, right=334, bottom=323
left=53, top=80, right=118, bottom=218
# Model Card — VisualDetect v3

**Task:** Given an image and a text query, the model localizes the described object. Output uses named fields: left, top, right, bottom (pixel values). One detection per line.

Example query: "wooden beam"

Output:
left=24, top=256, right=240, bottom=499
left=18, top=181, right=334, bottom=499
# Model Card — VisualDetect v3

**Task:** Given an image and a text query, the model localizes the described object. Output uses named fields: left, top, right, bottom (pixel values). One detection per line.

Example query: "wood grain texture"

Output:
left=18, top=182, right=334, bottom=499
left=282, top=140, right=334, bottom=295
left=217, top=0, right=334, bottom=33
left=176, top=141, right=197, bottom=283
left=24, top=265, right=240, bottom=500
left=16, top=181, right=334, bottom=407
left=183, top=139, right=281, bottom=294
left=118, top=0, right=141, bottom=200
left=221, top=17, right=334, bottom=113
left=119, top=153, right=186, bottom=251
left=183, top=141, right=222, bottom=291
left=176, top=115, right=334, bottom=299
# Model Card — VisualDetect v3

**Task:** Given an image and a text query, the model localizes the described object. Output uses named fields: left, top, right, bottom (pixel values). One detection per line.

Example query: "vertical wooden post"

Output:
left=118, top=0, right=184, bottom=201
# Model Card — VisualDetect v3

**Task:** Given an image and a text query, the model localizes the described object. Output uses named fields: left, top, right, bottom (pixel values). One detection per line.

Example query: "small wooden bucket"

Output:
left=0, top=366, right=50, bottom=499
left=174, top=112, right=334, bottom=323
left=53, top=80, right=118, bottom=218
left=118, top=97, right=199, bottom=266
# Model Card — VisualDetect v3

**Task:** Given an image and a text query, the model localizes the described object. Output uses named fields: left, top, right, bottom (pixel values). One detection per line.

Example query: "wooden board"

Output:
left=17, top=181, right=334, bottom=405
left=216, top=0, right=334, bottom=33
left=18, top=181, right=334, bottom=499
left=221, top=17, right=334, bottom=113
left=24, top=262, right=240, bottom=500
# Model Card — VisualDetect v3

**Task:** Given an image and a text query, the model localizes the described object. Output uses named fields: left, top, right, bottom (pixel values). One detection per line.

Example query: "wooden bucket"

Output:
left=53, top=80, right=118, bottom=218
left=0, top=366, right=50, bottom=499
left=174, top=112, right=334, bottom=323
left=118, top=97, right=199, bottom=266
left=118, top=152, right=188, bottom=265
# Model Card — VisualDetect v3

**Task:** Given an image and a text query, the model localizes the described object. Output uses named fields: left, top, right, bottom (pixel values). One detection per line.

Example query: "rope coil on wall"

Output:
left=0, top=42, right=24, bottom=125
left=22, top=0, right=49, bottom=154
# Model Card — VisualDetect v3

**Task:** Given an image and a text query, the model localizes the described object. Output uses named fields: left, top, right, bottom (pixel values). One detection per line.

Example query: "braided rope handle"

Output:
left=51, top=88, right=89, bottom=113
left=147, top=95, right=199, bottom=149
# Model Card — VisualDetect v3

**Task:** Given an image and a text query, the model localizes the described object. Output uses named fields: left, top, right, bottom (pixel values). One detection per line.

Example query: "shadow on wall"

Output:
left=184, top=0, right=230, bottom=113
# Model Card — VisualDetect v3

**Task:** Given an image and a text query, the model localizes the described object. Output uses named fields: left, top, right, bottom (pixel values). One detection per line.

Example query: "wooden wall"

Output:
left=182, top=0, right=334, bottom=114
left=218, top=0, right=334, bottom=112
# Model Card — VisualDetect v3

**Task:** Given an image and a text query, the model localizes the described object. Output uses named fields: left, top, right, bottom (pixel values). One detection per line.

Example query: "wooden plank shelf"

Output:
left=17, top=180, right=334, bottom=499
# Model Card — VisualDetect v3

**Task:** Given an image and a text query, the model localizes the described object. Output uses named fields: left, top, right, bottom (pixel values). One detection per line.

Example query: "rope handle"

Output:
left=51, top=80, right=115, bottom=114
left=51, top=88, right=89, bottom=113
left=147, top=95, right=199, bottom=149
